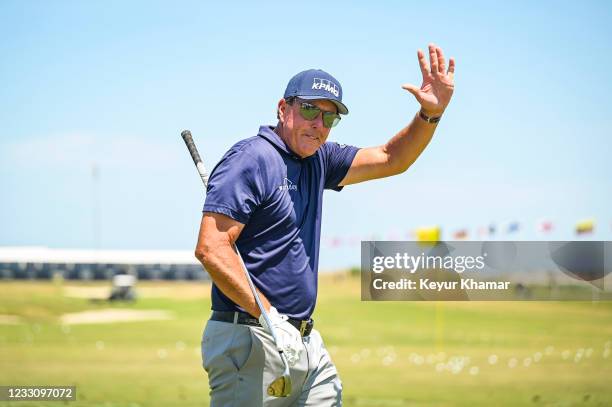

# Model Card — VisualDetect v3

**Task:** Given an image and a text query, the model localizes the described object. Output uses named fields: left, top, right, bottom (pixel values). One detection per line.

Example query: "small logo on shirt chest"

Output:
left=278, top=178, right=298, bottom=191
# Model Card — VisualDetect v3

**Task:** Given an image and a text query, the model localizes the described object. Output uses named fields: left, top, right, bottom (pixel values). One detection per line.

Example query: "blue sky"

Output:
left=0, top=0, right=610, bottom=269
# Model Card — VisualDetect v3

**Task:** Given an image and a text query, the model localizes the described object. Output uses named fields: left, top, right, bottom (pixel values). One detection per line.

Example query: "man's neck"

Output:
left=274, top=124, right=303, bottom=159
left=273, top=122, right=284, bottom=141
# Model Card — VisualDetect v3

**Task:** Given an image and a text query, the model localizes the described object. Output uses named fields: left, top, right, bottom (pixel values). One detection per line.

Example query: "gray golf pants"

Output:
left=201, top=318, right=343, bottom=406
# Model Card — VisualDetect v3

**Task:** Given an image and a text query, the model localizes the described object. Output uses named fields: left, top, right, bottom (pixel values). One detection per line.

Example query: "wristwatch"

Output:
left=419, top=109, right=442, bottom=124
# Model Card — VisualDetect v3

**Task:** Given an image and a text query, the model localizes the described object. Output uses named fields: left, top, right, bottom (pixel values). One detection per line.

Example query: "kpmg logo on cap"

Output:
left=312, top=78, right=339, bottom=97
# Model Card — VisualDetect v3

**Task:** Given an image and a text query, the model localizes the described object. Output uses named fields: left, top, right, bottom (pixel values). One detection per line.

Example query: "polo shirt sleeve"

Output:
left=320, top=141, right=360, bottom=191
left=202, top=149, right=265, bottom=224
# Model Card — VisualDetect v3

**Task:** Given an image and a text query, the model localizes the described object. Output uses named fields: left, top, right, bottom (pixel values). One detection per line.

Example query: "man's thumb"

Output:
left=401, top=84, right=420, bottom=98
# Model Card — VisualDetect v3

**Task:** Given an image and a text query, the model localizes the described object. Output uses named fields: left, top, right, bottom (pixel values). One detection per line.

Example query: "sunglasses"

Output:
left=293, top=99, right=341, bottom=128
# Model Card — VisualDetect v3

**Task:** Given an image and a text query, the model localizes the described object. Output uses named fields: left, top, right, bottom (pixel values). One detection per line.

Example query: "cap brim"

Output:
left=296, top=95, right=349, bottom=115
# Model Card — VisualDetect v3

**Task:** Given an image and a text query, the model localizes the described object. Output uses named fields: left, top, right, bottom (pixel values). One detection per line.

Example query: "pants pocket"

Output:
left=227, top=324, right=255, bottom=372
left=202, top=321, right=258, bottom=372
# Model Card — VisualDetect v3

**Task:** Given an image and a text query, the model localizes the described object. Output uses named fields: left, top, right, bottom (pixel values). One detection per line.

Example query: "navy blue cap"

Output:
left=283, top=69, right=348, bottom=115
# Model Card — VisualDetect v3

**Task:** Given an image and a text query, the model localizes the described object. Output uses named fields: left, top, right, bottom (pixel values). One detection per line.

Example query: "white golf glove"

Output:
left=259, top=307, right=303, bottom=367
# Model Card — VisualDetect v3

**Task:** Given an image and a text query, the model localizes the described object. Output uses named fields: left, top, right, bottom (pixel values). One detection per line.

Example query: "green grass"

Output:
left=1, top=276, right=611, bottom=406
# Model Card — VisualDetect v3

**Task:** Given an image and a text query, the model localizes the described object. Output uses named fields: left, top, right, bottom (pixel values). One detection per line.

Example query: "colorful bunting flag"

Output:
left=452, top=229, right=468, bottom=240
left=322, top=216, right=608, bottom=250
left=575, top=219, right=595, bottom=234
left=415, top=226, right=441, bottom=242
left=538, top=220, right=553, bottom=233
left=506, top=221, right=520, bottom=233
left=477, top=226, right=488, bottom=238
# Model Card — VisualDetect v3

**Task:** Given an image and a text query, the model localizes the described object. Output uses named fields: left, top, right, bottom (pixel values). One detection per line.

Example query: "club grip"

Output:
left=181, top=130, right=202, bottom=165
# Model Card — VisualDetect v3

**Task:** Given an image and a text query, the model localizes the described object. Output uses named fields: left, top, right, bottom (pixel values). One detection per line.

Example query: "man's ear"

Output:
left=277, top=98, right=288, bottom=123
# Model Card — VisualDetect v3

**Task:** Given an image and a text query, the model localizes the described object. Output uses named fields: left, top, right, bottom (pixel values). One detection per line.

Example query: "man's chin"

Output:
left=297, top=145, right=320, bottom=158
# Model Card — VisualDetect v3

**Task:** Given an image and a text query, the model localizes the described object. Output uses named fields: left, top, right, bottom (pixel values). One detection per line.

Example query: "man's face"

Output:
left=278, top=98, right=338, bottom=158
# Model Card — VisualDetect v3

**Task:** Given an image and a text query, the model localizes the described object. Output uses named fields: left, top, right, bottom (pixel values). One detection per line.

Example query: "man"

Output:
left=196, top=44, right=455, bottom=406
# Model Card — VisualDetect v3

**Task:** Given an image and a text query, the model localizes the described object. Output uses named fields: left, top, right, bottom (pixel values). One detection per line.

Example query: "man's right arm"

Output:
left=194, top=212, right=272, bottom=319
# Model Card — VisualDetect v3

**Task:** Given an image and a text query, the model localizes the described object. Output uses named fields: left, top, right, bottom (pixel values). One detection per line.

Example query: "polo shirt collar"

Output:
left=258, top=125, right=310, bottom=161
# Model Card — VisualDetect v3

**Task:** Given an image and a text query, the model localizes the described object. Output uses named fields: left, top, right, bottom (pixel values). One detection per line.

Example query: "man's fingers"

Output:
left=447, top=57, right=455, bottom=80
left=436, top=46, right=446, bottom=74
left=428, top=44, right=439, bottom=76
left=416, top=49, right=429, bottom=78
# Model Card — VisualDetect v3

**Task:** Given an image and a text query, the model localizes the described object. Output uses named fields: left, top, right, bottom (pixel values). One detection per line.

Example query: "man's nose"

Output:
left=310, top=111, right=324, bottom=128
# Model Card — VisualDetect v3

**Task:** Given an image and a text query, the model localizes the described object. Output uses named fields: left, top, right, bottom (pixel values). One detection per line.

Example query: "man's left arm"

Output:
left=340, top=43, right=455, bottom=186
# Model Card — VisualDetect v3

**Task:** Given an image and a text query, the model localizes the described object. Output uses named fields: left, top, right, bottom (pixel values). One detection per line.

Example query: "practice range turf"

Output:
left=1, top=275, right=611, bottom=406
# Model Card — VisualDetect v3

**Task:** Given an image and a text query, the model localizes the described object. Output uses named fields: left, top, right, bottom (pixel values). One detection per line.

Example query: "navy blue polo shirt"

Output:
left=203, top=125, right=360, bottom=320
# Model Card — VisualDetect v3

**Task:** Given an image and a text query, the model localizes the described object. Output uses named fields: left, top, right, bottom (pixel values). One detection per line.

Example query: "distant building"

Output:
left=0, top=247, right=209, bottom=281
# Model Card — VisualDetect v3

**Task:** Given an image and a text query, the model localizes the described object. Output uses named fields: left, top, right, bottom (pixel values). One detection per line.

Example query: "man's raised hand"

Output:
left=402, top=43, right=455, bottom=116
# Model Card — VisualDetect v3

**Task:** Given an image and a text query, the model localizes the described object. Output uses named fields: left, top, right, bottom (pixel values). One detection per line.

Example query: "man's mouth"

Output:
left=304, top=134, right=319, bottom=142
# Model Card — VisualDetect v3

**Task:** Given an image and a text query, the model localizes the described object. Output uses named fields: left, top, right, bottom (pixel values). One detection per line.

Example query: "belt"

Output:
left=211, top=310, right=314, bottom=337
